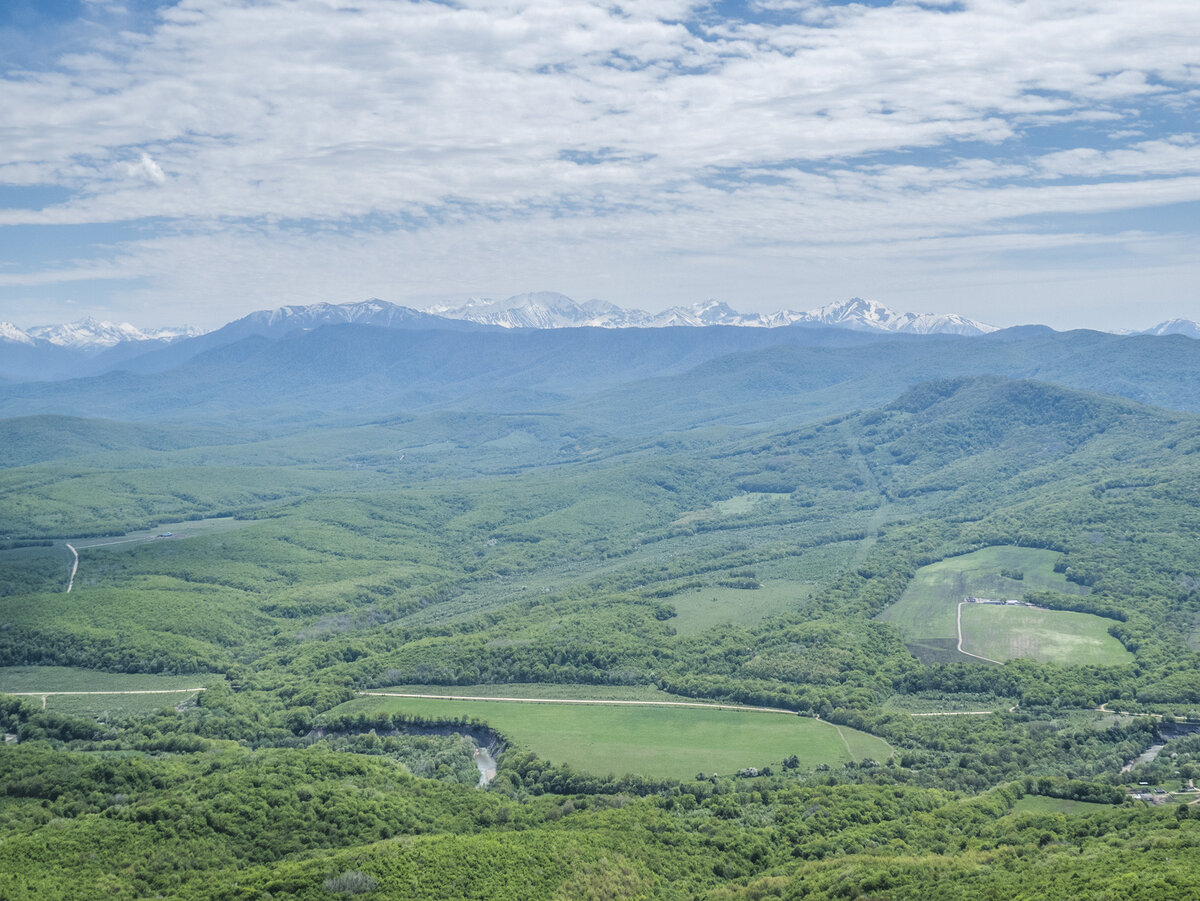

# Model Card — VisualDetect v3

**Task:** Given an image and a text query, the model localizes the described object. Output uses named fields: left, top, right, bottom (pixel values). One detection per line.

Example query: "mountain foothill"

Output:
left=3, top=295, right=1200, bottom=899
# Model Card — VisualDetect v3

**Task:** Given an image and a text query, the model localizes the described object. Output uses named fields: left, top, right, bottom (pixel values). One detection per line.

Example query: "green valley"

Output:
left=3, top=326, right=1200, bottom=898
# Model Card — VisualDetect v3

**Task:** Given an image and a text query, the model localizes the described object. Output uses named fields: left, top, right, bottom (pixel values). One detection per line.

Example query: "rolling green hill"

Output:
left=4, top=333, right=1200, bottom=898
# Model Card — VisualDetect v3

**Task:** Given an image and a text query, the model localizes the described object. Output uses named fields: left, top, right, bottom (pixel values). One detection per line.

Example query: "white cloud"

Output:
left=1036, top=136, right=1200, bottom=179
left=123, top=152, right=166, bottom=185
left=0, top=0, right=1198, bottom=328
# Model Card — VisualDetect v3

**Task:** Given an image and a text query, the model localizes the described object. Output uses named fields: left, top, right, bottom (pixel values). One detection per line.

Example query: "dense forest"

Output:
left=3, top=323, right=1200, bottom=898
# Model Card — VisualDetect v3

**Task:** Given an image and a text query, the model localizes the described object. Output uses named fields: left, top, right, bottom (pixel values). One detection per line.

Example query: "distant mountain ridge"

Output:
left=1141, top=319, right=1200, bottom=339
left=422, top=293, right=1000, bottom=336
left=10, top=317, right=201, bottom=350
left=8, top=296, right=1200, bottom=354
left=3, top=295, right=1199, bottom=385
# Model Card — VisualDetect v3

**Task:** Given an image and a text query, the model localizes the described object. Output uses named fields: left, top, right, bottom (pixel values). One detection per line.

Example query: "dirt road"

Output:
left=7, top=688, right=206, bottom=710
left=358, top=691, right=798, bottom=715
left=65, top=544, right=78, bottom=593
left=957, top=601, right=1003, bottom=664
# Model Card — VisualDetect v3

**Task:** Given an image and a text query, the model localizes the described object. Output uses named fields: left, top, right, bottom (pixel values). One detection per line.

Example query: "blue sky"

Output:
left=1, top=0, right=1198, bottom=331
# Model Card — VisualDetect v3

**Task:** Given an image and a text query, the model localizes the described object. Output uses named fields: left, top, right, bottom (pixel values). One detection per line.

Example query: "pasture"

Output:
left=1011, top=795, right=1117, bottom=815
left=667, top=580, right=813, bottom=635
left=960, top=605, right=1132, bottom=666
left=338, top=695, right=892, bottom=779
left=374, top=683, right=691, bottom=702
left=878, top=545, right=1088, bottom=643
left=0, top=666, right=212, bottom=717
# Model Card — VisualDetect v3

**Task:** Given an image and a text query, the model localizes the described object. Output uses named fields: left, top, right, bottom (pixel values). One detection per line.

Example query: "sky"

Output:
left=0, top=0, right=1197, bottom=332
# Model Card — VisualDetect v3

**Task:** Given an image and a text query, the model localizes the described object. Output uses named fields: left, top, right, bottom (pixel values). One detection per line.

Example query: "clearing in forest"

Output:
left=667, top=580, right=814, bottom=635
left=877, top=546, right=1118, bottom=666
left=0, top=666, right=212, bottom=716
left=960, top=604, right=1131, bottom=666
left=1011, top=795, right=1117, bottom=815
left=337, top=694, right=891, bottom=779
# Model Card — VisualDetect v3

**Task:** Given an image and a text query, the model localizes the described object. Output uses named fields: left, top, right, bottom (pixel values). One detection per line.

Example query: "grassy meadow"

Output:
left=1010, top=795, right=1118, bottom=815
left=336, top=695, right=892, bottom=778
left=0, top=666, right=213, bottom=717
left=960, top=605, right=1132, bottom=666
left=0, top=665, right=213, bottom=693
left=667, top=580, right=814, bottom=635
left=373, top=683, right=694, bottom=701
left=877, top=546, right=1088, bottom=642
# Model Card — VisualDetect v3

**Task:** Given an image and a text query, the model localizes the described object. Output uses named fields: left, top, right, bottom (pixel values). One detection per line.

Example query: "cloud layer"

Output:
left=1, top=0, right=1198, bottom=328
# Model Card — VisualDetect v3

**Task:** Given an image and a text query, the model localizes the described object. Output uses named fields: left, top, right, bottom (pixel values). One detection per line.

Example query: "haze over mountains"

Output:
left=1, top=304, right=1200, bottom=442
left=4, top=294, right=1199, bottom=386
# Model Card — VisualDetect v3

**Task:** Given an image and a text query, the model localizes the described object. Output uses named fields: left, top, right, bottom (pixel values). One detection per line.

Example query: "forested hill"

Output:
left=4, top=326, right=1200, bottom=898
left=2, top=324, right=1200, bottom=428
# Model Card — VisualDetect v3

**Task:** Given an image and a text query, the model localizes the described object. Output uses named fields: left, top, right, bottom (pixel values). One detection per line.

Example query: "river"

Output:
left=474, top=745, right=498, bottom=787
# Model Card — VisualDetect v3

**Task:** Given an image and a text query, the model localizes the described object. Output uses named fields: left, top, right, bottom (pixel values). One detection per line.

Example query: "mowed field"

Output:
left=877, top=546, right=1130, bottom=667
left=0, top=666, right=212, bottom=716
left=337, top=695, right=892, bottom=779
left=878, top=546, right=1086, bottom=641
left=375, top=683, right=692, bottom=702
left=960, top=605, right=1132, bottom=666
left=1011, top=795, right=1118, bottom=815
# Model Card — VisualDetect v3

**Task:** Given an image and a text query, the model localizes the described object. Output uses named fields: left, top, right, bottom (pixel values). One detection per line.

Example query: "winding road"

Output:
left=65, top=544, right=79, bottom=593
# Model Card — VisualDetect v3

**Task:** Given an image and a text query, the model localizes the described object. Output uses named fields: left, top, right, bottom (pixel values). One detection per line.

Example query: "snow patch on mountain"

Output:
left=786, top=298, right=998, bottom=336
left=422, top=292, right=635, bottom=329
left=1141, top=319, right=1200, bottom=339
left=25, top=317, right=202, bottom=350
left=425, top=294, right=998, bottom=335
left=0, top=323, right=36, bottom=345
left=224, top=299, right=478, bottom=337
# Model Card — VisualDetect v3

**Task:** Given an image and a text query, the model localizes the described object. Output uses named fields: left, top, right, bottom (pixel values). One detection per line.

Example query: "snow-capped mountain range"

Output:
left=0, top=317, right=200, bottom=351
left=422, top=293, right=1000, bottom=335
left=4, top=296, right=1200, bottom=359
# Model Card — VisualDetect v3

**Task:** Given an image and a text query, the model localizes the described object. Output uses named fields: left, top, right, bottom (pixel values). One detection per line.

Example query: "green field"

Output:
left=960, top=605, right=1132, bottom=666
left=0, top=666, right=214, bottom=717
left=337, top=695, right=891, bottom=778
left=1011, top=795, right=1117, bottom=815
left=67, top=515, right=254, bottom=550
left=668, top=580, right=814, bottom=635
left=375, top=683, right=694, bottom=701
left=878, top=546, right=1087, bottom=643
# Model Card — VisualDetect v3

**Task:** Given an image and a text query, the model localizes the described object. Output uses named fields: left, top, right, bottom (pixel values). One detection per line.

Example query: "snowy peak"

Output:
left=24, top=317, right=201, bottom=350
left=29, top=317, right=143, bottom=348
left=423, top=293, right=997, bottom=335
left=424, top=292, right=643, bottom=329
left=228, top=299, right=472, bottom=336
left=790, top=298, right=998, bottom=336
left=1141, top=319, right=1200, bottom=339
left=662, top=300, right=763, bottom=327
left=425, top=295, right=781, bottom=329
left=0, top=322, right=36, bottom=346
left=804, top=298, right=904, bottom=329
